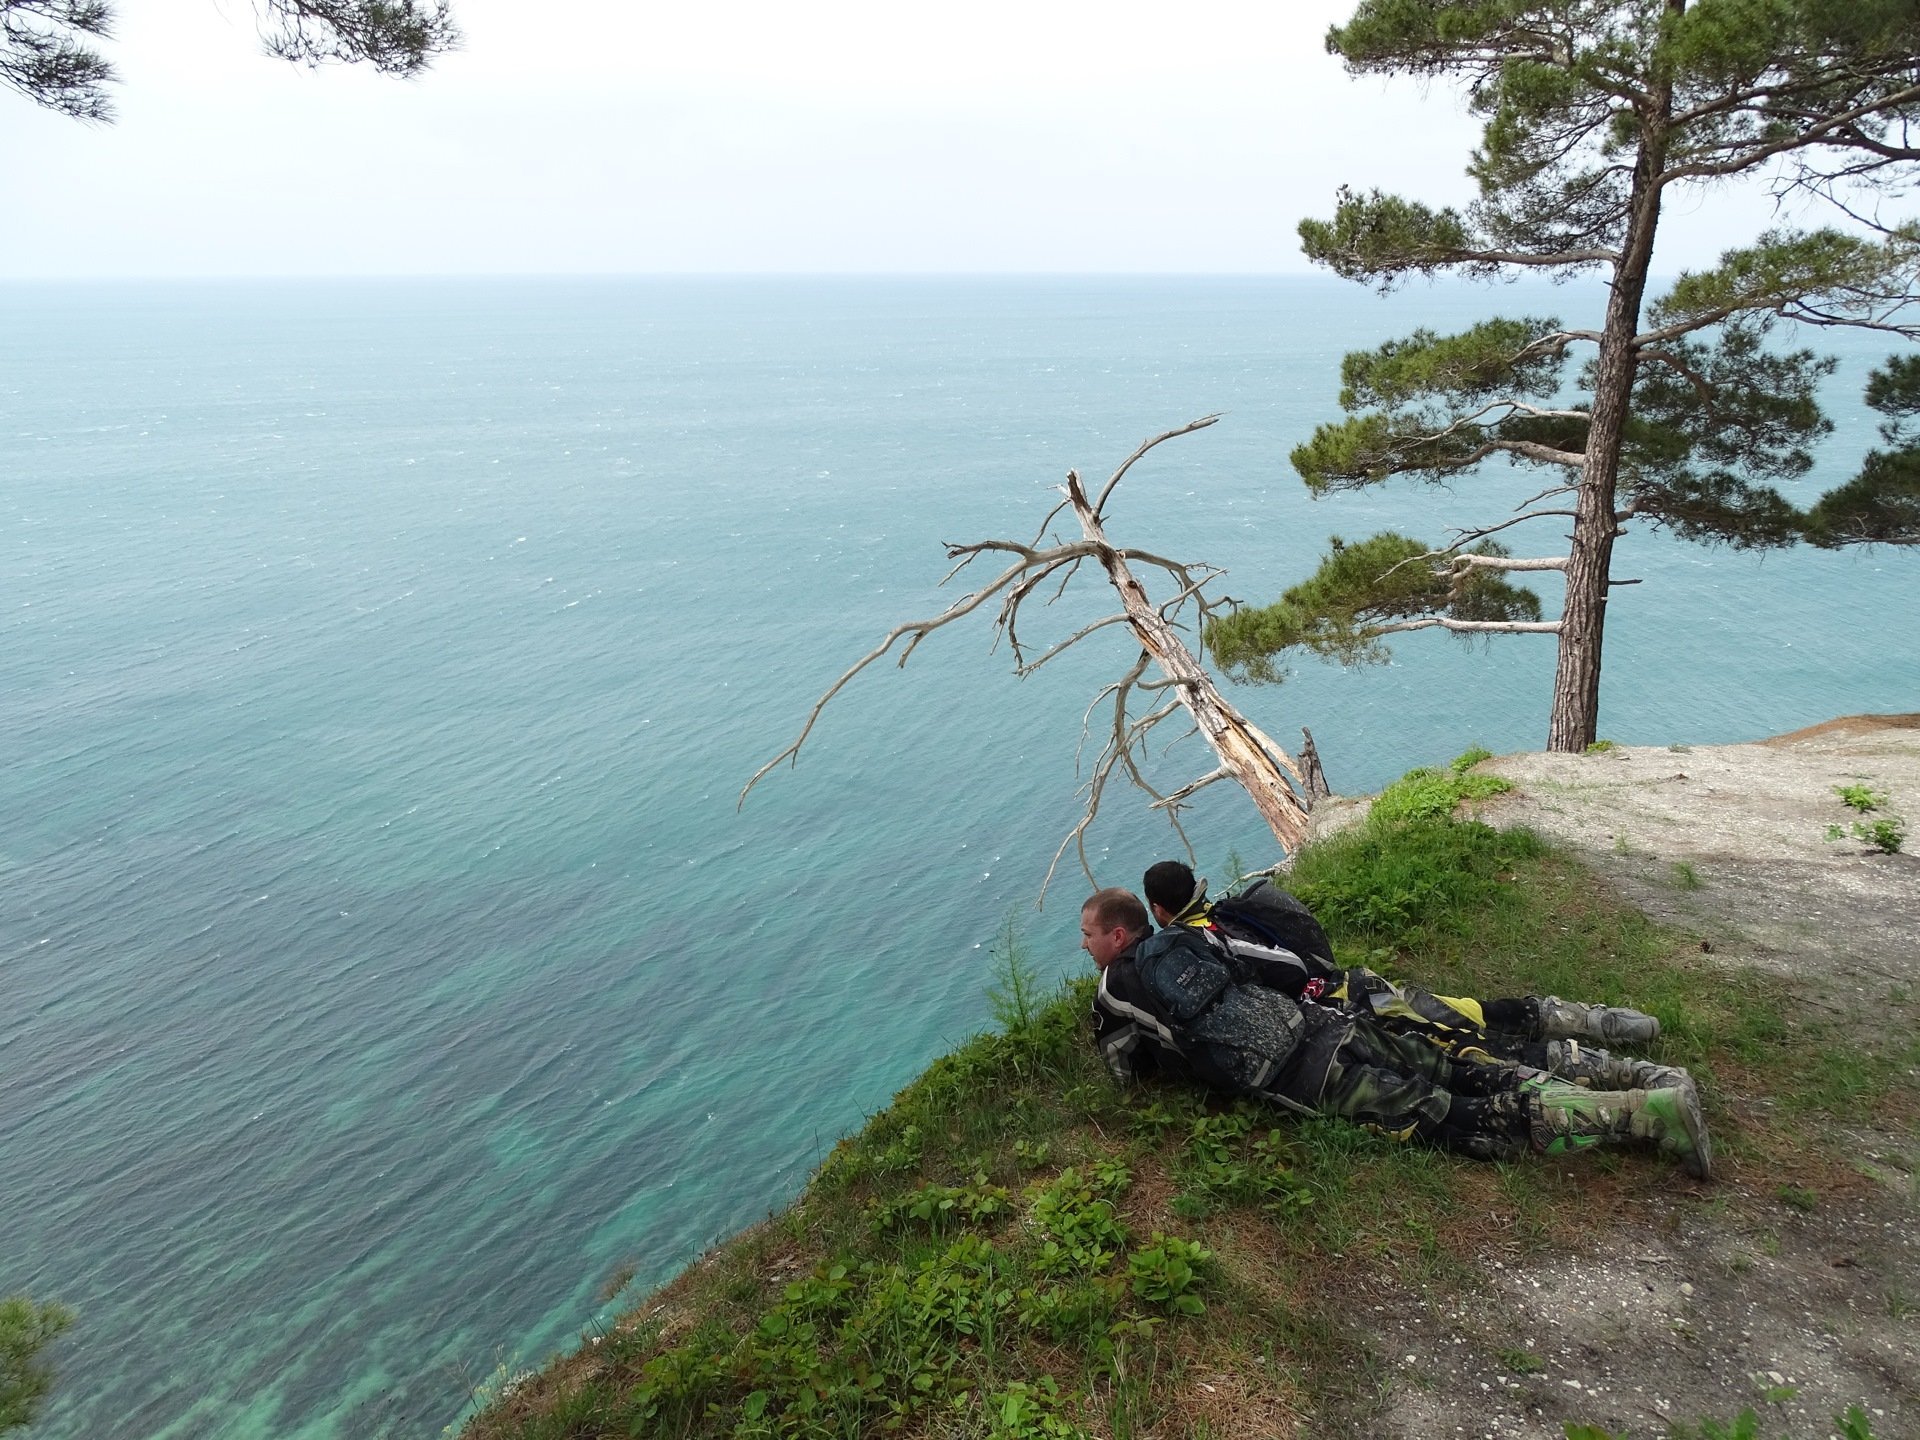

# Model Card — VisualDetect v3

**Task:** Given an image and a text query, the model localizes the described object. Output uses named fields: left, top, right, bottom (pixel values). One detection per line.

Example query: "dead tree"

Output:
left=740, top=416, right=1314, bottom=896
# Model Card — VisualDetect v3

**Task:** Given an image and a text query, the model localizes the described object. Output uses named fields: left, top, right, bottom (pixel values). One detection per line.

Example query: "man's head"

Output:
left=1143, top=860, right=1205, bottom=926
left=1080, top=888, right=1149, bottom=970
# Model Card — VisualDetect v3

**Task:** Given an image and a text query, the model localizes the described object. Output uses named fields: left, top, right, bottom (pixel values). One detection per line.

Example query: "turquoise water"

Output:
left=2, top=278, right=1914, bottom=1439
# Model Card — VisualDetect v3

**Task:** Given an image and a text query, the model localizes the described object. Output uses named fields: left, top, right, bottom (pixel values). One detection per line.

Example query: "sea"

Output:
left=3, top=277, right=1914, bottom=1439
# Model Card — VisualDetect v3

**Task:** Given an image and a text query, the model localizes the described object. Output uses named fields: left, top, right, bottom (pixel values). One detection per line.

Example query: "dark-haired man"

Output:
left=1082, top=887, right=1710, bottom=1177
left=1142, top=860, right=1670, bottom=1089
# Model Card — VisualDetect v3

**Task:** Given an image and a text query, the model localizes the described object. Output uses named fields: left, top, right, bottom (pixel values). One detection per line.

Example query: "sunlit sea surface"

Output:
left=4, top=278, right=1914, bottom=1439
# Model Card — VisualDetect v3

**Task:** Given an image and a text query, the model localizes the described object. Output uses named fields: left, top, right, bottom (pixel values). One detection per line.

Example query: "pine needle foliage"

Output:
left=1207, top=533, right=1541, bottom=683
left=1, top=1, right=459, bottom=121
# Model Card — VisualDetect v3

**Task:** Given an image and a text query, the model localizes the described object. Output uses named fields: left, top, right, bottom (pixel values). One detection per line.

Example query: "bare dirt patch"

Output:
left=1356, top=722, right=1920, bottom=1440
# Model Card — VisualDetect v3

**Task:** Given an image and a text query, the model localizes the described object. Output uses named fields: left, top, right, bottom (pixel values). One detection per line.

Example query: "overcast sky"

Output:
left=0, top=0, right=1822, bottom=277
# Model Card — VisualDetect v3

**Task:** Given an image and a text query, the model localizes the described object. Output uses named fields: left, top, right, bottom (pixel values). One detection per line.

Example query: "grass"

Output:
left=458, top=757, right=1920, bottom=1440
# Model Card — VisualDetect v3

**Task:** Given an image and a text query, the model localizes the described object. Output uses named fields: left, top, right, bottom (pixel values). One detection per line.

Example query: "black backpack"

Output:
left=1208, top=878, right=1335, bottom=964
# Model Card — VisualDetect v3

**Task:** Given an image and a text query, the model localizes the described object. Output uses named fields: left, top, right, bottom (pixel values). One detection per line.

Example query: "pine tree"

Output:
left=1208, top=0, right=1920, bottom=750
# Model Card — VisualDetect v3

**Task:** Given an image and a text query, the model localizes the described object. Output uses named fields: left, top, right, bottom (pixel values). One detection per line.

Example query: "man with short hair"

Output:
left=1142, top=860, right=1672, bottom=1091
left=1083, top=887, right=1711, bottom=1177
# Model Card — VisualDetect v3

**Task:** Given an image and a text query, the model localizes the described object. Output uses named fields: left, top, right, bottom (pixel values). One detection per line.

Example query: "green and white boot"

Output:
left=1524, top=1081, right=1712, bottom=1180
left=1538, top=995, right=1661, bottom=1049
left=1543, top=1039, right=1693, bottom=1097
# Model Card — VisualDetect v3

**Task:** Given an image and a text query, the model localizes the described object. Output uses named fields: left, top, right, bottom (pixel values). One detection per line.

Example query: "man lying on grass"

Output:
left=1143, top=859, right=1671, bottom=1091
left=1083, top=887, right=1712, bottom=1178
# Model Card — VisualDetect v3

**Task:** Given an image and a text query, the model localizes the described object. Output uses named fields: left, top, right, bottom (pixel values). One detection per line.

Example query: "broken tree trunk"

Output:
left=1061, top=466, right=1312, bottom=857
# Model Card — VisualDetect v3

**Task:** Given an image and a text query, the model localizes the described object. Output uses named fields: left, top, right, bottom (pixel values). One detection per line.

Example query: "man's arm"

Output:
left=1091, top=966, right=1193, bottom=1084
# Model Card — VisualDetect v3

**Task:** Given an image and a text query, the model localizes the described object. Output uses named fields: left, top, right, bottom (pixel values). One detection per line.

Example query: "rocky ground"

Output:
left=1360, top=715, right=1920, bottom=1440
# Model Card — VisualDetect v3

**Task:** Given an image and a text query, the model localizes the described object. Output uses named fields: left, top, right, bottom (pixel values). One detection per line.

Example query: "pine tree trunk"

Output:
left=1547, top=43, right=1675, bottom=753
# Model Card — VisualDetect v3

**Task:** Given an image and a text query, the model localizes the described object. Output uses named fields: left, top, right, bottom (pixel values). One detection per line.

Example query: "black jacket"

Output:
left=1091, top=925, right=1344, bottom=1107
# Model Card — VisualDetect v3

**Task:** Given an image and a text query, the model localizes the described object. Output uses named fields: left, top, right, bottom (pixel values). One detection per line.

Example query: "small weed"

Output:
left=1854, top=816, right=1906, bottom=854
left=1646, top=1409, right=1881, bottom=1440
left=1174, top=1111, right=1314, bottom=1215
left=1585, top=738, right=1618, bottom=754
left=875, top=1124, right=925, bottom=1175
left=1126, top=1101, right=1184, bottom=1137
left=1670, top=861, right=1702, bottom=890
left=1835, top=783, right=1886, bottom=813
left=1887, top=1285, right=1916, bottom=1320
left=1498, top=1347, right=1545, bottom=1374
left=1825, top=785, right=1907, bottom=853
left=1612, top=834, right=1631, bottom=855
left=1776, top=1183, right=1818, bottom=1212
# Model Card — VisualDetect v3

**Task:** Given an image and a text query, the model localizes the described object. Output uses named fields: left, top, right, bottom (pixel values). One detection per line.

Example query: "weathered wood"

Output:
left=1062, top=468, right=1311, bottom=856
left=1298, top=727, right=1331, bottom=804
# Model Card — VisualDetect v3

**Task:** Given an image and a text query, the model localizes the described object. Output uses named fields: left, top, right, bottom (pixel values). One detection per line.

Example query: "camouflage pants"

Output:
left=1260, top=1014, right=1535, bottom=1160
left=1338, top=969, right=1545, bottom=1069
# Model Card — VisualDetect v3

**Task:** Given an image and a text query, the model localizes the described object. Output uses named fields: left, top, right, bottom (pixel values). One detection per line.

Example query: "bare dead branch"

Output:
left=1373, top=616, right=1564, bottom=636
left=1448, top=553, right=1570, bottom=572
left=1092, top=415, right=1223, bottom=520
left=1014, top=613, right=1135, bottom=676
left=1151, top=767, right=1234, bottom=811
left=1445, top=509, right=1581, bottom=545
left=739, top=551, right=1046, bottom=805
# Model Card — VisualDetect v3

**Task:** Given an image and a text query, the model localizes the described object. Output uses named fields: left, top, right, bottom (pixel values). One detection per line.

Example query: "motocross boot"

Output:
left=1543, top=1039, right=1693, bottom=1098
left=1524, top=1080, right=1712, bottom=1180
left=1538, top=995, right=1661, bottom=1048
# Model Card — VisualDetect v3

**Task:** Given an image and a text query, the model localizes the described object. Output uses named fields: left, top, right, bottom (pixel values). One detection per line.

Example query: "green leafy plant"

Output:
left=1368, top=751, right=1514, bottom=827
left=874, top=1123, right=925, bottom=1175
left=1670, top=862, right=1703, bottom=891
left=1174, top=1111, right=1314, bottom=1216
left=984, top=1375, right=1094, bottom=1440
left=1028, top=1167, right=1130, bottom=1274
left=1825, top=785, right=1907, bottom=853
left=1854, top=816, right=1907, bottom=855
left=871, top=1177, right=1010, bottom=1233
left=1126, top=1235, right=1212, bottom=1316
